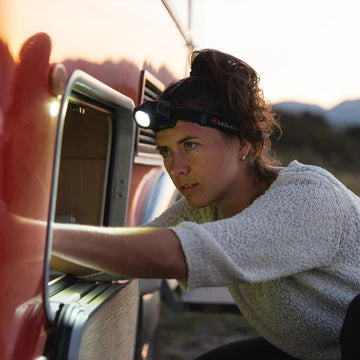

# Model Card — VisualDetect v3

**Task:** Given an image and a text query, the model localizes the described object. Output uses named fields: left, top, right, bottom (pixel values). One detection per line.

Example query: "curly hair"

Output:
left=159, top=48, right=282, bottom=183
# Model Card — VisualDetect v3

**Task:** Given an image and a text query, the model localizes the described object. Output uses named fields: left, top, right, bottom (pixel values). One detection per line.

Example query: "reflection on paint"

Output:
left=49, top=100, right=60, bottom=117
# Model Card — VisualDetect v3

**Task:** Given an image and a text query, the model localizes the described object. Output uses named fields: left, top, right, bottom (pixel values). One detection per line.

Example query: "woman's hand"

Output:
left=50, top=254, right=99, bottom=276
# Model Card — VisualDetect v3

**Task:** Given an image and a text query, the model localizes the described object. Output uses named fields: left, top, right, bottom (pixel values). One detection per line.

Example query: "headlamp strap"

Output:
left=200, top=114, right=207, bottom=126
left=170, top=106, right=240, bottom=135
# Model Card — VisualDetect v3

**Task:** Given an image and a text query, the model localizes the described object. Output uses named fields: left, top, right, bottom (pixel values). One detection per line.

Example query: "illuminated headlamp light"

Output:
left=133, top=100, right=240, bottom=135
left=133, top=100, right=174, bottom=132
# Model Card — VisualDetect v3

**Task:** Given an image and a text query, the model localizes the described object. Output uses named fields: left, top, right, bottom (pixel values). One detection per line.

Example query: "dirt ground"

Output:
left=156, top=302, right=258, bottom=360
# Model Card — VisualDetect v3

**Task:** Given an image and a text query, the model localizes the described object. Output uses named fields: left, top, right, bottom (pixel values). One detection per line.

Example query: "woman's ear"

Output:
left=238, top=138, right=251, bottom=161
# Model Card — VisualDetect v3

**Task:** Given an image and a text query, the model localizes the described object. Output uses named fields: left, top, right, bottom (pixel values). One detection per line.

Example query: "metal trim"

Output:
left=161, top=0, right=193, bottom=49
left=44, top=69, right=135, bottom=323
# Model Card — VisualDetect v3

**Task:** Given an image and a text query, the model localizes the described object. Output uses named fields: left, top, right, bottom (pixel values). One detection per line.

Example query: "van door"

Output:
left=44, top=69, right=139, bottom=360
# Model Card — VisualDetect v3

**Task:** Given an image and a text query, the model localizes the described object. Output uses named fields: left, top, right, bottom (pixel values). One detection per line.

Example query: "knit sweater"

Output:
left=146, top=161, right=360, bottom=360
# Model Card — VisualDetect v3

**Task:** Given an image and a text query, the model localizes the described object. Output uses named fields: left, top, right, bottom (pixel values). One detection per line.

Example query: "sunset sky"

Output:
left=4, top=0, right=359, bottom=110
left=173, top=0, right=360, bottom=109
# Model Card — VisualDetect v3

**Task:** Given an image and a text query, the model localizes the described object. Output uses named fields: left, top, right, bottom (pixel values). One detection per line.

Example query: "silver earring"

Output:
left=241, top=155, right=246, bottom=161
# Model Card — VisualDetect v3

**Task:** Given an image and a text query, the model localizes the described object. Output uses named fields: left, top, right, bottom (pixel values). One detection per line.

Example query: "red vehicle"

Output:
left=0, top=1, right=193, bottom=359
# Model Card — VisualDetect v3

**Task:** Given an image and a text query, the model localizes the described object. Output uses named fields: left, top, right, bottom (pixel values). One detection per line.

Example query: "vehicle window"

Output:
left=55, top=101, right=112, bottom=227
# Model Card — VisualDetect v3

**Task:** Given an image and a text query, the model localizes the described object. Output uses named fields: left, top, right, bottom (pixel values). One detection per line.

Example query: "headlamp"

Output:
left=133, top=100, right=240, bottom=135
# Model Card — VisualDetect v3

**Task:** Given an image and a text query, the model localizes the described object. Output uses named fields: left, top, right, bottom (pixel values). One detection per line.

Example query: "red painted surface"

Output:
left=0, top=1, right=188, bottom=358
left=127, top=166, right=162, bottom=227
left=0, top=32, right=56, bottom=359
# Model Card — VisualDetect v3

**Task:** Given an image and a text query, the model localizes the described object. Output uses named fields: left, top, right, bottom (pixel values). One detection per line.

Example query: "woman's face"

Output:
left=156, top=120, right=246, bottom=209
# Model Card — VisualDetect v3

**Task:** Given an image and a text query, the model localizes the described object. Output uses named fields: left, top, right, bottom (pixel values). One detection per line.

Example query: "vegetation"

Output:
left=272, top=110, right=360, bottom=195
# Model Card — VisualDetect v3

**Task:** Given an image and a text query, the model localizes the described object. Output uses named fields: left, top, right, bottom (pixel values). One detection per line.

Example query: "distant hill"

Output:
left=273, top=99, right=360, bottom=129
left=327, top=100, right=360, bottom=128
left=273, top=101, right=326, bottom=116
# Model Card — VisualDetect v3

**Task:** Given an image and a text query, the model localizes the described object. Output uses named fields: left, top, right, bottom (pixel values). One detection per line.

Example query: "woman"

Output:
left=53, top=49, right=360, bottom=360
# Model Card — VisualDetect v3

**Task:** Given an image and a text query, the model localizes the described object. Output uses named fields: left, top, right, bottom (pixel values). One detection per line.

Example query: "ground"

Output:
left=156, top=302, right=258, bottom=360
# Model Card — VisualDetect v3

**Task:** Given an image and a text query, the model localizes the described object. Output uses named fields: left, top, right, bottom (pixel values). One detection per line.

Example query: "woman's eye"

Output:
left=159, top=148, right=171, bottom=158
left=184, top=142, right=197, bottom=151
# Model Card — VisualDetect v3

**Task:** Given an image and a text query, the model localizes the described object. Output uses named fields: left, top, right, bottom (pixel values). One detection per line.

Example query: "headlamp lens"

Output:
left=134, top=110, right=151, bottom=128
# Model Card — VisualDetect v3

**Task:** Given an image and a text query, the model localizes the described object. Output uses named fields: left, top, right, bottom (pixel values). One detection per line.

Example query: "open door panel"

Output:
left=44, top=70, right=137, bottom=359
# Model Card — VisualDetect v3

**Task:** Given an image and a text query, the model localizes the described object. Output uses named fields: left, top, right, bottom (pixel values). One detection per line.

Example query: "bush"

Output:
left=272, top=110, right=360, bottom=174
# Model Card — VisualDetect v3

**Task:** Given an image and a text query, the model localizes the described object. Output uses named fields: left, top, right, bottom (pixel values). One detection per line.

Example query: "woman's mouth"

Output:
left=181, top=183, right=199, bottom=194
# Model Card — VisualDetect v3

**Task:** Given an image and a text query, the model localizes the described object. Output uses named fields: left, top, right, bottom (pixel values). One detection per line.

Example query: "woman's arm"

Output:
left=52, top=223, right=188, bottom=279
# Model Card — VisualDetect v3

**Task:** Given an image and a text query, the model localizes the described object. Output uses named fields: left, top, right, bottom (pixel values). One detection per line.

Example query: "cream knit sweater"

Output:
left=146, top=161, right=360, bottom=360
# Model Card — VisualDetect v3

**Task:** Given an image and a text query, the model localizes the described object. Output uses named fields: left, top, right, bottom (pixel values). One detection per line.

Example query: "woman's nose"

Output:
left=168, top=152, right=190, bottom=176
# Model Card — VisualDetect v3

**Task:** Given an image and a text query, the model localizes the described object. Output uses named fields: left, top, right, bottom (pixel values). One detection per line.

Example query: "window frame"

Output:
left=44, top=69, right=135, bottom=321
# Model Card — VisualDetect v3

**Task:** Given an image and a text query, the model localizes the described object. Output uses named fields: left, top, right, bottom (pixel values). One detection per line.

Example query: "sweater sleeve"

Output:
left=171, top=169, right=344, bottom=290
